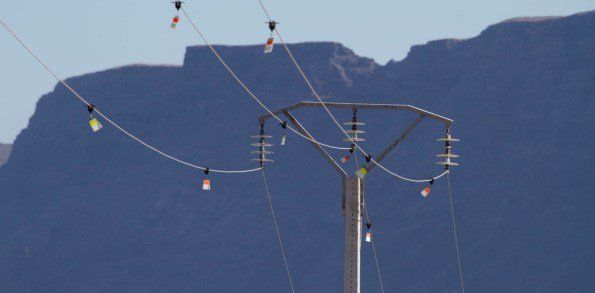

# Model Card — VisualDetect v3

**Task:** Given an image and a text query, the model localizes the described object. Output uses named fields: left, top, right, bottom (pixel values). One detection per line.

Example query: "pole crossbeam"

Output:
left=258, top=101, right=453, bottom=126
left=261, top=101, right=454, bottom=293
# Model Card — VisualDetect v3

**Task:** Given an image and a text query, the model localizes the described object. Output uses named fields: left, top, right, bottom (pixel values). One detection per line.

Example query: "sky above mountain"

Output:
left=0, top=11, right=593, bottom=291
left=1, top=1, right=594, bottom=143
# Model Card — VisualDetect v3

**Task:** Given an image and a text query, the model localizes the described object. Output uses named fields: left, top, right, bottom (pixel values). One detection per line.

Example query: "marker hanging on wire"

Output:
left=170, top=1, right=184, bottom=29
left=356, top=166, right=368, bottom=179
left=87, top=105, right=102, bottom=132
left=365, top=222, right=372, bottom=243
left=202, top=168, right=211, bottom=191
left=420, top=178, right=434, bottom=198
left=264, top=21, right=278, bottom=54
left=171, top=15, right=180, bottom=29
left=340, top=155, right=350, bottom=164
left=280, top=121, right=287, bottom=146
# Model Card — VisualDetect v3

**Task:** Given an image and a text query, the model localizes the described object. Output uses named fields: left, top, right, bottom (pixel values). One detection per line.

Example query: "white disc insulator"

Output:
left=252, top=150, right=274, bottom=154
left=251, top=158, right=274, bottom=162
left=436, top=161, right=460, bottom=166
left=251, top=143, right=274, bottom=147
left=343, top=137, right=366, bottom=142
left=345, top=130, right=366, bottom=134
left=251, top=135, right=273, bottom=139
left=437, top=138, right=460, bottom=142
left=436, top=154, right=459, bottom=158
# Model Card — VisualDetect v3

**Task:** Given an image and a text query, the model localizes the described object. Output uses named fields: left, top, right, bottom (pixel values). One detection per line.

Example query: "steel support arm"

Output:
left=283, top=110, right=348, bottom=178
left=365, top=115, right=425, bottom=173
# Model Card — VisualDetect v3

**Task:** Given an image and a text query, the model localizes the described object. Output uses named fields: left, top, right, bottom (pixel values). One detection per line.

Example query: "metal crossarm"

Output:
left=258, top=101, right=453, bottom=293
left=258, top=101, right=453, bottom=126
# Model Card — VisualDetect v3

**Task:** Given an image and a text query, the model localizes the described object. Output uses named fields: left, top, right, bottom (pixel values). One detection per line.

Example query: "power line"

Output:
left=181, top=5, right=447, bottom=183
left=261, top=168, right=296, bottom=293
left=180, top=8, right=349, bottom=151
left=446, top=172, right=466, bottom=293
left=0, top=19, right=260, bottom=175
left=256, top=0, right=446, bottom=184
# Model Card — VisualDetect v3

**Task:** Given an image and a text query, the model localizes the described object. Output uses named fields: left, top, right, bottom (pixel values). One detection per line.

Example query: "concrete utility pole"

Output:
left=258, top=102, right=453, bottom=293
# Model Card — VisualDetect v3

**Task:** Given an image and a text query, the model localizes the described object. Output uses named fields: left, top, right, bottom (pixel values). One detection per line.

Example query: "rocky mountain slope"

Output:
left=0, top=143, right=11, bottom=167
left=0, top=11, right=593, bottom=292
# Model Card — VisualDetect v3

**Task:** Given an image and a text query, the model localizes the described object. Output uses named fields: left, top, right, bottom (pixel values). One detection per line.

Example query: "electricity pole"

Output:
left=258, top=101, right=453, bottom=293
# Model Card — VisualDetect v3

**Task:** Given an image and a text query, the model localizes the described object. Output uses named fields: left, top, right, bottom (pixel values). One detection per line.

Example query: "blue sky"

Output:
left=1, top=0, right=593, bottom=143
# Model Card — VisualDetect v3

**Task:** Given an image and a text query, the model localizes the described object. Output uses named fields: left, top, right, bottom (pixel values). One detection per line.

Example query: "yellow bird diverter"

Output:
left=355, top=167, right=368, bottom=179
left=89, top=117, right=102, bottom=132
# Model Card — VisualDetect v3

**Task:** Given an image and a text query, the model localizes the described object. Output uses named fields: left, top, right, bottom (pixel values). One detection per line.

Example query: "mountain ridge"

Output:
left=0, top=10, right=593, bottom=292
left=0, top=143, right=11, bottom=167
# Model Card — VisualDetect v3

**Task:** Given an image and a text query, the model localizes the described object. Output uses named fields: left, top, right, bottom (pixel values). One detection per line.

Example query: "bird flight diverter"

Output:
left=280, top=133, right=286, bottom=145
left=264, top=37, right=274, bottom=54
left=420, top=186, right=431, bottom=197
left=420, top=178, right=434, bottom=198
left=279, top=122, right=287, bottom=145
left=355, top=167, right=368, bottom=179
left=171, top=14, right=180, bottom=29
left=202, top=179, right=211, bottom=191
left=365, top=222, right=372, bottom=242
left=340, top=155, right=350, bottom=164
left=89, top=117, right=102, bottom=132
left=264, top=21, right=278, bottom=54
left=202, top=168, right=211, bottom=191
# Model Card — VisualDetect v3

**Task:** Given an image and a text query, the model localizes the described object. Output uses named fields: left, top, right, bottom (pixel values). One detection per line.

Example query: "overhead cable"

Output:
left=180, top=8, right=350, bottom=151
left=261, top=168, right=297, bottom=293
left=447, top=172, right=466, bottom=293
left=255, top=0, right=447, bottom=183
left=0, top=19, right=260, bottom=174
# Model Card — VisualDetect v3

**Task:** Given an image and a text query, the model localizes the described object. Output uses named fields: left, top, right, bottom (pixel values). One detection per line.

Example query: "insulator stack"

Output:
left=342, top=109, right=366, bottom=144
left=436, top=127, right=460, bottom=170
left=251, top=124, right=274, bottom=167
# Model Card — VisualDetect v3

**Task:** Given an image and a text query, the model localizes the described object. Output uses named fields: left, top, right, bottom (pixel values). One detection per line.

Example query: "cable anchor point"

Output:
left=173, top=1, right=183, bottom=11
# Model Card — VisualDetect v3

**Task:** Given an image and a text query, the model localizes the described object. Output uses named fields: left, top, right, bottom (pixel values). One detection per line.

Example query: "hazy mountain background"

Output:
left=0, top=143, right=11, bottom=167
left=0, top=11, right=593, bottom=292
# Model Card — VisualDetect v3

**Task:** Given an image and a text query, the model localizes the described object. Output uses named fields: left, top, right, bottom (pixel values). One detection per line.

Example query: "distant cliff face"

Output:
left=0, top=143, right=11, bottom=167
left=0, top=11, right=593, bottom=293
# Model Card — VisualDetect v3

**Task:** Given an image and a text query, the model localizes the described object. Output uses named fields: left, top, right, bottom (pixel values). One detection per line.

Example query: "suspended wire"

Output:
left=180, top=8, right=350, bottom=151
left=260, top=168, right=296, bottom=293
left=354, top=153, right=386, bottom=293
left=376, top=164, right=449, bottom=183
left=255, top=0, right=446, bottom=183
left=0, top=19, right=260, bottom=175
left=446, top=172, right=466, bottom=293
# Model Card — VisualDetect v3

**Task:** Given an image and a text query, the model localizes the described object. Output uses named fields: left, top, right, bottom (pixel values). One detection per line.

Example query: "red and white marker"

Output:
left=264, top=37, right=274, bottom=53
left=420, top=186, right=431, bottom=197
left=171, top=15, right=180, bottom=29
left=202, top=179, right=211, bottom=191
left=340, top=155, right=350, bottom=164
